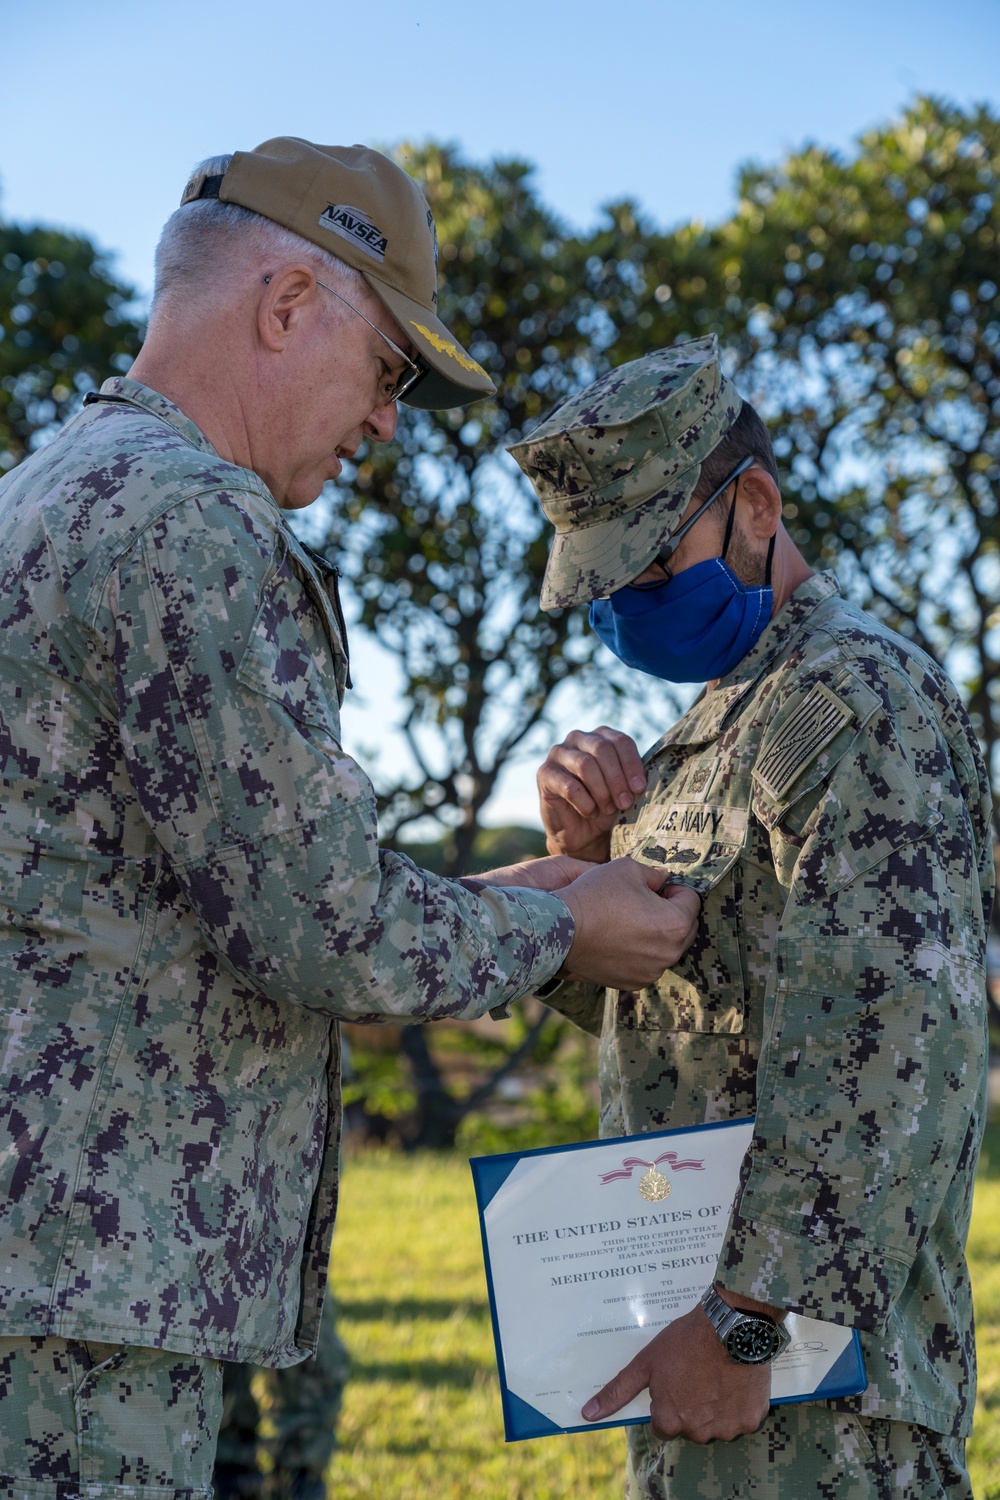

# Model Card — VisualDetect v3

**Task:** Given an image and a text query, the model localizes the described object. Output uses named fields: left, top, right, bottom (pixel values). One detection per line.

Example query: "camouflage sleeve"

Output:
left=718, top=660, right=991, bottom=1331
left=101, top=493, right=574, bottom=1020
left=537, top=978, right=605, bottom=1037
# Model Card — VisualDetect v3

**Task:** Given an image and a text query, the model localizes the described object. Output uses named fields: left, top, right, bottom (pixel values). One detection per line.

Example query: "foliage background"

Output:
left=2, top=83, right=999, bottom=1496
left=0, top=227, right=140, bottom=469
left=3, top=95, right=997, bottom=1148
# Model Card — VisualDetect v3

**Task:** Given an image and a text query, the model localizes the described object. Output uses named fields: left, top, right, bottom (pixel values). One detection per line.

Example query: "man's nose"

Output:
left=364, top=400, right=398, bottom=444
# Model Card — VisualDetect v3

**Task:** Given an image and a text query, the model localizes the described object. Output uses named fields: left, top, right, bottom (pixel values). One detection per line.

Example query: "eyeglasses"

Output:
left=315, top=279, right=426, bottom=406
left=628, top=454, right=757, bottom=590
left=262, top=273, right=427, bottom=406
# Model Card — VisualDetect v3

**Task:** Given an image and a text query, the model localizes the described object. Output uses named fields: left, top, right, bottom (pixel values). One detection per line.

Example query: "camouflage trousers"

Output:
left=626, top=1405, right=972, bottom=1499
left=215, top=1298, right=349, bottom=1478
left=0, top=1336, right=222, bottom=1500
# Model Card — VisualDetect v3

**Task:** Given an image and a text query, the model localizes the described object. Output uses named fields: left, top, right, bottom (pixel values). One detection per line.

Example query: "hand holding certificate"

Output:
left=579, top=1287, right=773, bottom=1443
left=470, top=1119, right=866, bottom=1442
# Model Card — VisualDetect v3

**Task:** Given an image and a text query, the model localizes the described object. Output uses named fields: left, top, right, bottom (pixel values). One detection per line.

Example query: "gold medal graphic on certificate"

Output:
left=599, top=1148, right=703, bottom=1202
left=638, top=1167, right=671, bottom=1202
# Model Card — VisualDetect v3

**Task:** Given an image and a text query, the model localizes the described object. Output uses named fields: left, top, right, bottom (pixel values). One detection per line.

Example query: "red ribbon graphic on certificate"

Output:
left=600, top=1150, right=705, bottom=1203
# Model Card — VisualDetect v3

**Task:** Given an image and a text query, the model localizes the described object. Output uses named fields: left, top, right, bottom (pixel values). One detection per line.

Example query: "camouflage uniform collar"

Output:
left=87, top=377, right=221, bottom=457
left=644, top=572, right=841, bottom=757
left=720, top=570, right=841, bottom=692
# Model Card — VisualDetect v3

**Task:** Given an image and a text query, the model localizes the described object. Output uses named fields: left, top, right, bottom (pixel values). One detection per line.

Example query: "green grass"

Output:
left=329, top=1150, right=622, bottom=1499
left=970, top=1118, right=1000, bottom=1500
left=329, top=1125, right=1000, bottom=1500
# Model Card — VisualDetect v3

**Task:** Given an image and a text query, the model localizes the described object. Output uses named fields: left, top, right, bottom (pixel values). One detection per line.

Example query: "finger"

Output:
left=537, top=762, right=599, bottom=818
left=633, top=867, right=700, bottom=917
left=661, top=884, right=701, bottom=927
left=545, top=746, right=622, bottom=817
left=590, top=726, right=648, bottom=794
left=657, top=884, right=702, bottom=950
left=635, top=864, right=681, bottom=896
left=562, top=733, right=643, bottom=812
left=582, top=1355, right=649, bottom=1422
left=679, top=1400, right=770, bottom=1445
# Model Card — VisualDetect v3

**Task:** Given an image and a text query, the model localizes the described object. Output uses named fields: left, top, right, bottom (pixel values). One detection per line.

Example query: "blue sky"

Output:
left=6, top=0, right=999, bottom=303
left=4, top=0, right=998, bottom=826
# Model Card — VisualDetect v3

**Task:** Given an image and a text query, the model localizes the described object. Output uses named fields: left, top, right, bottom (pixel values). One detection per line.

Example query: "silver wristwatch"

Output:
left=699, top=1286, right=791, bottom=1365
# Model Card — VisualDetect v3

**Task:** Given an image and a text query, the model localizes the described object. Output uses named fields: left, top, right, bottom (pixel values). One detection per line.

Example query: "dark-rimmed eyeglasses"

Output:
left=628, top=454, right=757, bottom=591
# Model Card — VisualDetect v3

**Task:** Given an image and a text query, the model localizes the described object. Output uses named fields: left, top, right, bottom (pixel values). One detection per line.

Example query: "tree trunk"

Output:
left=400, top=1027, right=463, bottom=1149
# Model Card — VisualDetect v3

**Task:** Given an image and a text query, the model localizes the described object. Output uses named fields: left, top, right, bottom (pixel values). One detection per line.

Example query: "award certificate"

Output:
left=470, top=1118, right=867, bottom=1441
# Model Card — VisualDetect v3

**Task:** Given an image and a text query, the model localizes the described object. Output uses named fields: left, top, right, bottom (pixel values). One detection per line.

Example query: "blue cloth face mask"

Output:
left=589, top=472, right=775, bottom=683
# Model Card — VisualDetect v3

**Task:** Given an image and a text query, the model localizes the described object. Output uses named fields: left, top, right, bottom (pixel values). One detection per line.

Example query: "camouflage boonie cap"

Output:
left=508, top=335, right=741, bottom=610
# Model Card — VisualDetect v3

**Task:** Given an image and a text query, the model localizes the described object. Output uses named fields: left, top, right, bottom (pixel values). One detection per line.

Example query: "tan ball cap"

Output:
left=181, top=137, right=495, bottom=410
left=507, top=336, right=742, bottom=610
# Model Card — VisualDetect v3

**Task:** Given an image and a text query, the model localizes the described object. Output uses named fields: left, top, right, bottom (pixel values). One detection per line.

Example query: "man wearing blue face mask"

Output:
left=588, top=447, right=775, bottom=684
left=509, top=336, right=994, bottom=1500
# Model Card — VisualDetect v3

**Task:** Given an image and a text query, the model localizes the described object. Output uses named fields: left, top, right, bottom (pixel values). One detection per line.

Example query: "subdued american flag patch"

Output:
left=755, top=683, right=855, bottom=803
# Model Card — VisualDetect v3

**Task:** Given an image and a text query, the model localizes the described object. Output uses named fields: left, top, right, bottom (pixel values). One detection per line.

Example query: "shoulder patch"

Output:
left=754, top=682, right=854, bottom=803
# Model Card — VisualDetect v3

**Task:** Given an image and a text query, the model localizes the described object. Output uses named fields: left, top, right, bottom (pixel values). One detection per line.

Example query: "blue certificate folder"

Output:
left=470, top=1118, right=867, bottom=1442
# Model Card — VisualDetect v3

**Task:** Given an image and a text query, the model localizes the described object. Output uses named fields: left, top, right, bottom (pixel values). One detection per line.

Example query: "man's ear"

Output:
left=257, top=265, right=318, bottom=353
left=739, top=467, right=782, bottom=541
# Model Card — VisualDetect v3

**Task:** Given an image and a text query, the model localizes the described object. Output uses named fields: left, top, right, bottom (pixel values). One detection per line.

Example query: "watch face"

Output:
left=725, top=1318, right=782, bottom=1365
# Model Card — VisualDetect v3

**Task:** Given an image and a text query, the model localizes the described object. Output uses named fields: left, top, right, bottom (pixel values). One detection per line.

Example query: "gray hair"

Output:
left=151, top=154, right=367, bottom=314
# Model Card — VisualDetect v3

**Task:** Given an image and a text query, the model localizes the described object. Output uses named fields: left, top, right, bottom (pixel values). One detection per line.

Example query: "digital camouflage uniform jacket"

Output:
left=555, top=573, right=994, bottom=1438
left=0, top=379, right=573, bottom=1366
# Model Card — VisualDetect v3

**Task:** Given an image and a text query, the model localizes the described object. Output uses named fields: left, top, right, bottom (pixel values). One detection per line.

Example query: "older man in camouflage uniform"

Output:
left=0, top=141, right=702, bottom=1499
left=514, top=336, right=995, bottom=1499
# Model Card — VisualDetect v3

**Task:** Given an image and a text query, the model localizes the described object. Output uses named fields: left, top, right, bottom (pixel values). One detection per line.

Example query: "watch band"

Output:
left=699, top=1286, right=791, bottom=1365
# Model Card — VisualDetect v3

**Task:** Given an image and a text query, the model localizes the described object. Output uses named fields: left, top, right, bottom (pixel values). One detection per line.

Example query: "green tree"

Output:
left=731, top=98, right=999, bottom=808
left=0, top=217, right=142, bottom=470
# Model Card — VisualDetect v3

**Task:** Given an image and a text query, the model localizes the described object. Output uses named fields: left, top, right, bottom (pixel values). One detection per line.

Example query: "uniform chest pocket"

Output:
left=613, top=803, right=748, bottom=1034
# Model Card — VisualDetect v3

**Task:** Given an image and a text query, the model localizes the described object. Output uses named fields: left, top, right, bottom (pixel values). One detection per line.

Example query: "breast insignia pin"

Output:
left=638, top=1167, right=671, bottom=1203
